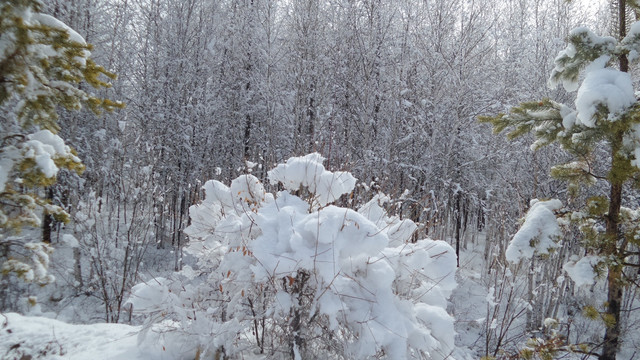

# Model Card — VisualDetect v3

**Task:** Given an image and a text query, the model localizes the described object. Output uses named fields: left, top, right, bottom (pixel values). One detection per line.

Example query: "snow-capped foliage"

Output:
left=0, top=130, right=77, bottom=210
left=621, top=20, right=640, bottom=62
left=128, top=154, right=458, bottom=359
left=549, top=27, right=616, bottom=92
left=546, top=22, right=640, bottom=172
left=0, top=241, right=54, bottom=285
left=545, top=24, right=638, bottom=131
left=574, top=69, right=635, bottom=127
left=563, top=255, right=602, bottom=287
left=26, top=130, right=81, bottom=178
left=506, top=199, right=563, bottom=262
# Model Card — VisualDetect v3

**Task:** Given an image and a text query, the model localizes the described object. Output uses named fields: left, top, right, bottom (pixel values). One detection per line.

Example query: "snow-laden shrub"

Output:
left=127, top=153, right=458, bottom=359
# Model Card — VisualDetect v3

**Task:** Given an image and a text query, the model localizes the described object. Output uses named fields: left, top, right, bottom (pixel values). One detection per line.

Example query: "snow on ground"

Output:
left=0, top=313, right=149, bottom=360
left=0, top=312, right=216, bottom=360
left=450, top=234, right=490, bottom=360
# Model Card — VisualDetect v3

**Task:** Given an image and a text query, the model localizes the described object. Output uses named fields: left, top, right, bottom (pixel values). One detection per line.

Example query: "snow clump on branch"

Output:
left=506, top=199, right=563, bottom=262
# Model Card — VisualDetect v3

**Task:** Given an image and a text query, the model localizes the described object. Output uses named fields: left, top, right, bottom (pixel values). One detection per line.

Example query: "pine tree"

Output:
left=0, top=0, right=122, bottom=289
left=480, top=2, right=640, bottom=358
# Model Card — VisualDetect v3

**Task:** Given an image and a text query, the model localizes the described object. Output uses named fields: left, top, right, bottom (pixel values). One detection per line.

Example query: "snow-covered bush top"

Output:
left=129, top=154, right=458, bottom=359
left=267, top=152, right=357, bottom=207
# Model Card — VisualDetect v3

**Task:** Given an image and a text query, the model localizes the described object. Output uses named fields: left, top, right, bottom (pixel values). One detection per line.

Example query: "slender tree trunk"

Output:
left=601, top=3, right=628, bottom=357
left=174, top=193, right=185, bottom=271
left=73, top=246, right=83, bottom=289
left=455, top=192, right=461, bottom=267
left=601, top=179, right=623, bottom=360
left=601, top=128, right=624, bottom=360
left=42, top=187, right=54, bottom=244
left=244, top=113, right=252, bottom=159
left=0, top=242, right=9, bottom=310
left=619, top=0, right=629, bottom=74
left=526, top=256, right=535, bottom=331
left=602, top=263, right=623, bottom=360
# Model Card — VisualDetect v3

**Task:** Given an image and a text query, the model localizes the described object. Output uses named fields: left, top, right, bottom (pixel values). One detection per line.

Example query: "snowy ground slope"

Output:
left=451, top=234, right=491, bottom=360
left=0, top=313, right=152, bottom=360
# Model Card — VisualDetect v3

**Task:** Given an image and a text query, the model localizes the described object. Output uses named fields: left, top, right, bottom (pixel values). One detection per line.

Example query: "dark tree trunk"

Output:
left=601, top=179, right=623, bottom=360
left=42, top=187, right=54, bottom=244
left=455, top=192, right=461, bottom=268
left=600, top=2, right=629, bottom=357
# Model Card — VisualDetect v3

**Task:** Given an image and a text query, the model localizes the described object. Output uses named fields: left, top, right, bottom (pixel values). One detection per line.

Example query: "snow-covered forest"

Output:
left=2, top=0, right=640, bottom=359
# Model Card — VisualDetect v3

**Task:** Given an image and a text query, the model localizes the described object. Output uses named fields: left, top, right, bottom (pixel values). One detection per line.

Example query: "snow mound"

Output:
left=0, top=313, right=170, bottom=360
